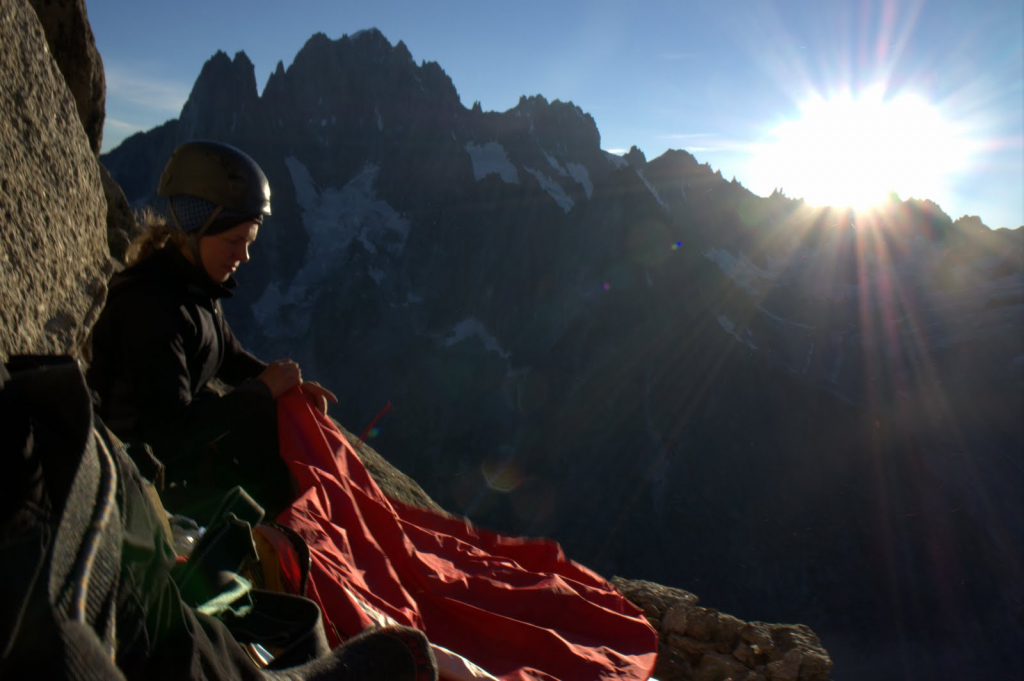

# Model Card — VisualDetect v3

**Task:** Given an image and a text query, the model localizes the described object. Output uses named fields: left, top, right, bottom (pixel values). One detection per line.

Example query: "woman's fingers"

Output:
left=264, top=363, right=337, bottom=413
left=300, top=381, right=338, bottom=414
left=304, top=381, right=338, bottom=403
left=258, top=359, right=303, bottom=398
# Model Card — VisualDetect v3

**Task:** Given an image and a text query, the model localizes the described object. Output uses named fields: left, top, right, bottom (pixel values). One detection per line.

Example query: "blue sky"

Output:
left=90, top=0, right=1022, bottom=229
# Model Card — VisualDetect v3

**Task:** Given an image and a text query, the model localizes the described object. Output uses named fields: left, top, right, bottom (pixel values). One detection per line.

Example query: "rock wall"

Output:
left=0, top=0, right=110, bottom=361
left=614, top=579, right=832, bottom=681
left=27, top=0, right=105, bottom=155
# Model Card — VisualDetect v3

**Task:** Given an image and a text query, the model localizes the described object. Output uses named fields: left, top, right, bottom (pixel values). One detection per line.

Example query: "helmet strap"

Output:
left=168, top=198, right=224, bottom=281
left=194, top=205, right=225, bottom=240
left=183, top=234, right=201, bottom=272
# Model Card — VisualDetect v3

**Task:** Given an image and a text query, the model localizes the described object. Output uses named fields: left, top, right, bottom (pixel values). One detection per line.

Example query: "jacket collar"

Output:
left=116, top=246, right=237, bottom=300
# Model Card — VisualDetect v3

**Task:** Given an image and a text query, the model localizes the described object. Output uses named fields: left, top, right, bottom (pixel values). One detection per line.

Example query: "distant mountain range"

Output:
left=103, top=29, right=1023, bottom=680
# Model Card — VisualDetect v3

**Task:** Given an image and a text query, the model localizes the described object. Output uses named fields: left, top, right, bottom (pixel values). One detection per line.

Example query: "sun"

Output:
left=751, top=86, right=971, bottom=211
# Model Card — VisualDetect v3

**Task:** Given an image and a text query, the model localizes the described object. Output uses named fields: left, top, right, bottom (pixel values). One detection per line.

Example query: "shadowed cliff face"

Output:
left=103, top=29, right=1023, bottom=680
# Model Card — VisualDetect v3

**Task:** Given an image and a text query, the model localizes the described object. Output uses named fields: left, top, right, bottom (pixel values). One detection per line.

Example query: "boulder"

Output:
left=613, top=579, right=833, bottom=681
left=0, top=0, right=110, bottom=360
left=99, top=160, right=136, bottom=263
left=27, top=0, right=105, bottom=155
left=27, top=0, right=129, bottom=264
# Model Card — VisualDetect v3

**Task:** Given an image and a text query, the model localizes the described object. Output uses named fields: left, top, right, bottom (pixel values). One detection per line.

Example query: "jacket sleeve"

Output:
left=124, top=300, right=275, bottom=465
left=216, top=306, right=267, bottom=387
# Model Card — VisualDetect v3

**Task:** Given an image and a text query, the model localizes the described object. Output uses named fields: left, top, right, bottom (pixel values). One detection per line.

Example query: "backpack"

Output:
left=1, top=356, right=438, bottom=681
left=1, top=356, right=125, bottom=679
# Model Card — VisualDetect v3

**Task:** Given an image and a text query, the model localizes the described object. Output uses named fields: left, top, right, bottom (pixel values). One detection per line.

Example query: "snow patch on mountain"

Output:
left=252, top=158, right=409, bottom=338
left=544, top=152, right=568, bottom=176
left=703, top=248, right=776, bottom=296
left=829, top=332, right=848, bottom=385
left=636, top=169, right=668, bottom=211
left=757, top=305, right=812, bottom=330
left=567, top=163, right=593, bottom=198
left=802, top=342, right=815, bottom=375
left=604, top=151, right=628, bottom=169
left=525, top=167, right=574, bottom=213
left=466, top=142, right=519, bottom=183
left=717, top=315, right=758, bottom=349
left=443, top=318, right=511, bottom=359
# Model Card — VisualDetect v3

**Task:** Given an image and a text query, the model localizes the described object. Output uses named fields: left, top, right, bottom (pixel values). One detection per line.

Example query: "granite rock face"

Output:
left=613, top=579, right=832, bottom=681
left=26, top=0, right=135, bottom=265
left=27, top=0, right=105, bottom=155
left=0, top=0, right=109, bottom=360
left=98, top=159, right=136, bottom=262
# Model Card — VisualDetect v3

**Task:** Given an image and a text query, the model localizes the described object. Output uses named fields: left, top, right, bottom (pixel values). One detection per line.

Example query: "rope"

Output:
left=359, top=400, right=393, bottom=442
left=70, top=430, right=118, bottom=624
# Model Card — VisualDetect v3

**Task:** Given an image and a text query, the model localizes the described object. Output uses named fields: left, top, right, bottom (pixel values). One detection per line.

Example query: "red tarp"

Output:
left=274, top=390, right=658, bottom=681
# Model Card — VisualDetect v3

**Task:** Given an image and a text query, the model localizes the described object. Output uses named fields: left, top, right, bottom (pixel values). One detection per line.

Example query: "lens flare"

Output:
left=481, top=455, right=523, bottom=493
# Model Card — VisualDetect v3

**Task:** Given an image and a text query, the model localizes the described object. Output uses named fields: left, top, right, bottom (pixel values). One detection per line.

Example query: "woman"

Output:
left=88, top=140, right=336, bottom=518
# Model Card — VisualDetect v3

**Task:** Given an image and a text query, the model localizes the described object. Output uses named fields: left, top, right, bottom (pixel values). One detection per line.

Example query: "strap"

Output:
left=195, top=205, right=225, bottom=239
left=68, top=431, right=118, bottom=625
left=1, top=357, right=123, bottom=666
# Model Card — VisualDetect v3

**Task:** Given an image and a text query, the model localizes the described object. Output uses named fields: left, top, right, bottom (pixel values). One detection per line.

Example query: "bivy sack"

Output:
left=275, top=388, right=659, bottom=681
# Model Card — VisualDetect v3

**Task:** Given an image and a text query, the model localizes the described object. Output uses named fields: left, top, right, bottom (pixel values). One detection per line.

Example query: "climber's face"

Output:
left=198, top=220, right=260, bottom=283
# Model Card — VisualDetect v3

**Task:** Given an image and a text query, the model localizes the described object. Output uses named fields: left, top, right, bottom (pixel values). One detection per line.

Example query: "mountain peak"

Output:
left=348, top=27, right=389, bottom=45
left=624, top=145, right=646, bottom=167
left=178, top=49, right=258, bottom=139
left=504, top=94, right=601, bottom=157
left=277, top=27, right=460, bottom=126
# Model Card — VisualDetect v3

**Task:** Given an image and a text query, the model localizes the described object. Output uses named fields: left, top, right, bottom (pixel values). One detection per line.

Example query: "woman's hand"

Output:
left=300, top=381, right=338, bottom=415
left=257, top=359, right=302, bottom=398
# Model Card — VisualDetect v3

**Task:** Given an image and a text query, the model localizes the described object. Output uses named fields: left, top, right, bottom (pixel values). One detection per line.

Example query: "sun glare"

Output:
left=751, top=86, right=972, bottom=211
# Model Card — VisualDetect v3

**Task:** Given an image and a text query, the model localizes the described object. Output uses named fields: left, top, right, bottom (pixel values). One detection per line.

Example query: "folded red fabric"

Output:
left=275, top=389, right=658, bottom=681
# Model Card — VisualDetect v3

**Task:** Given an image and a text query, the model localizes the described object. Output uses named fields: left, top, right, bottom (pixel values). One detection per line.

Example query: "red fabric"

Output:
left=274, top=390, right=658, bottom=681
left=253, top=524, right=304, bottom=595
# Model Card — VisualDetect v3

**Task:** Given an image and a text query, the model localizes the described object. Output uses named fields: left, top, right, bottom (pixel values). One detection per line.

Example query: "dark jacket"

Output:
left=87, top=246, right=274, bottom=469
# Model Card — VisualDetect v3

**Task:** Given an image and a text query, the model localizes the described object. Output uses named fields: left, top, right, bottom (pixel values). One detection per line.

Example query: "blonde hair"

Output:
left=124, top=206, right=187, bottom=266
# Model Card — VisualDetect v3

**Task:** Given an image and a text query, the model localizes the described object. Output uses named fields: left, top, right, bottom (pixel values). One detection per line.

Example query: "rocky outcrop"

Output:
left=614, top=579, right=832, bottom=681
left=25, top=0, right=135, bottom=266
left=0, top=0, right=109, bottom=360
left=99, top=159, right=136, bottom=261
left=341, top=421, right=446, bottom=514
left=27, top=0, right=105, bottom=155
